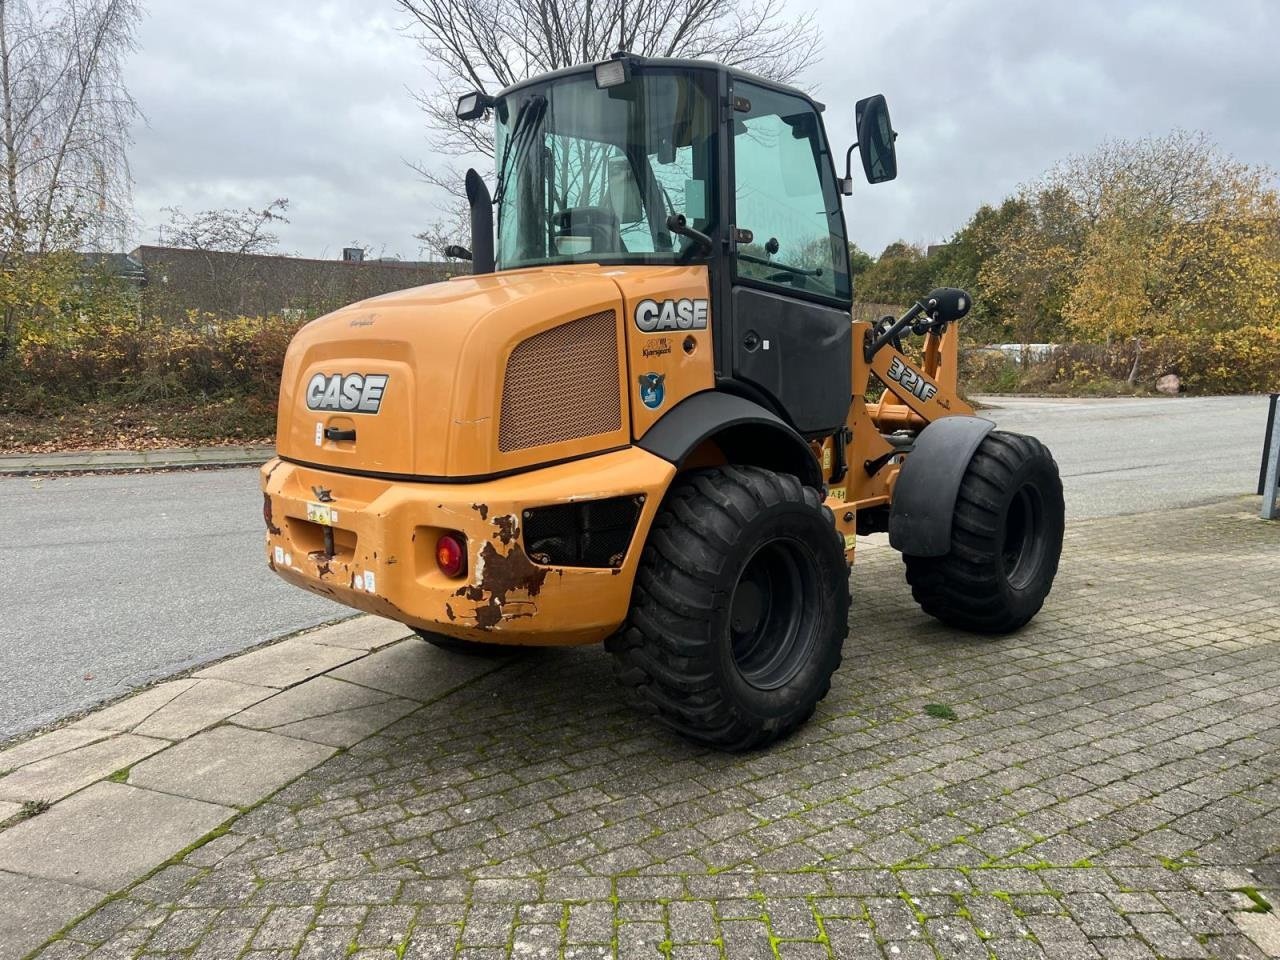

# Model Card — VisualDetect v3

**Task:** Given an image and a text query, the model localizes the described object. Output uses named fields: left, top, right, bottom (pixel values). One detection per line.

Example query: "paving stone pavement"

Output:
left=14, top=498, right=1280, bottom=959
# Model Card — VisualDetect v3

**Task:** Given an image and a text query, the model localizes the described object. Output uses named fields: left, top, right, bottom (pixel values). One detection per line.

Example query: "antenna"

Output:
left=619, top=0, right=626, bottom=50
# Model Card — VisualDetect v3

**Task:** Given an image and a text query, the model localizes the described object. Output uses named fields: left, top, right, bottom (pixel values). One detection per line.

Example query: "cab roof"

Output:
left=494, top=55, right=825, bottom=112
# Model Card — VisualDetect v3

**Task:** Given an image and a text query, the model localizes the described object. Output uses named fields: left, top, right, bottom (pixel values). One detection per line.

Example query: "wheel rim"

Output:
left=1002, top=483, right=1047, bottom=590
left=729, top=538, right=820, bottom=690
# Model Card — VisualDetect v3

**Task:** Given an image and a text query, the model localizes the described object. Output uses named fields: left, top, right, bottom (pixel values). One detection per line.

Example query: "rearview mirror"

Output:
left=855, top=94, right=897, bottom=184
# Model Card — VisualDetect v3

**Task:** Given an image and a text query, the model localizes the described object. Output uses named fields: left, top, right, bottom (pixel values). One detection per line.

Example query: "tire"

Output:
left=413, top=629, right=521, bottom=656
left=606, top=466, right=850, bottom=751
left=902, top=430, right=1064, bottom=634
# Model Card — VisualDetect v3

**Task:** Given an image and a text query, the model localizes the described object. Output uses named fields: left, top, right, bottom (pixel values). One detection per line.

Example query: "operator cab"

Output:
left=454, top=53, right=897, bottom=439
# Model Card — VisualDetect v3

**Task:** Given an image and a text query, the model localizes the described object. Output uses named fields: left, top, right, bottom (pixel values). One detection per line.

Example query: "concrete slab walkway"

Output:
left=0, top=444, right=272, bottom=476
left=0, top=615, right=503, bottom=960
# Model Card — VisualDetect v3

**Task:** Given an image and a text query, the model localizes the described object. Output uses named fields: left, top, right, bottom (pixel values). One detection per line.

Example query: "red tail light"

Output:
left=436, top=533, right=467, bottom=578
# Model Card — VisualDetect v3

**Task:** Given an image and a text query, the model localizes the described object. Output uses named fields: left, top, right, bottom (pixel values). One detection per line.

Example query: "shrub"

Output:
left=4, top=312, right=307, bottom=414
left=959, top=326, right=1280, bottom=396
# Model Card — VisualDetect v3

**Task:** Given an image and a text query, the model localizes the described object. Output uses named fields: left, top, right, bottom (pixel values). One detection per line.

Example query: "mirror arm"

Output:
left=838, top=141, right=859, bottom=196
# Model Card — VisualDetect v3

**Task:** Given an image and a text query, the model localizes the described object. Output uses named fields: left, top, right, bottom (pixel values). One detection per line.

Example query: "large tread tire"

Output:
left=413, top=629, right=522, bottom=656
left=606, top=466, right=850, bottom=751
left=902, top=430, right=1064, bottom=634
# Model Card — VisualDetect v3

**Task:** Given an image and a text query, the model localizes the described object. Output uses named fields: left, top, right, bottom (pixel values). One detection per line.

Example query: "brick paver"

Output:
left=28, top=499, right=1280, bottom=959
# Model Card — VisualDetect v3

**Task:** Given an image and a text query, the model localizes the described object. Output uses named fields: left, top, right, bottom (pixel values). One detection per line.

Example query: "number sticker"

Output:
left=306, top=502, right=334, bottom=526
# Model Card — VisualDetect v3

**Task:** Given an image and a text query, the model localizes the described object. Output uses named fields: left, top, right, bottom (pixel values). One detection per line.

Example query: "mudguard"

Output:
left=888, top=415, right=995, bottom=556
left=637, top=390, right=823, bottom=489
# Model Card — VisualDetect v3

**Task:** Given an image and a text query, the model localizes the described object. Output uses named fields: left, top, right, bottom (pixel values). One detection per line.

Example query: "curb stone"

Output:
left=0, top=444, right=273, bottom=477
left=0, top=614, right=507, bottom=960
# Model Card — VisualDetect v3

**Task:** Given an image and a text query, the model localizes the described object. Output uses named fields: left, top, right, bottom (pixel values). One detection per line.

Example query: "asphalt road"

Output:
left=976, top=394, right=1271, bottom=519
left=1, top=394, right=1273, bottom=739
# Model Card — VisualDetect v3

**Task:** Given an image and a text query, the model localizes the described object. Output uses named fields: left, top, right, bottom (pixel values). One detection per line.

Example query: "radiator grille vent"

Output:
left=498, top=310, right=621, bottom=452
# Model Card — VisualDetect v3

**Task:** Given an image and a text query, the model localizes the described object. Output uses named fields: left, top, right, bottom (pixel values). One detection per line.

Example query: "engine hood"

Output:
left=275, top=266, right=629, bottom=479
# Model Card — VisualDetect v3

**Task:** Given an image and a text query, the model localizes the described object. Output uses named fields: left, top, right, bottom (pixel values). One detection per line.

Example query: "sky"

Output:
left=125, top=0, right=1280, bottom=260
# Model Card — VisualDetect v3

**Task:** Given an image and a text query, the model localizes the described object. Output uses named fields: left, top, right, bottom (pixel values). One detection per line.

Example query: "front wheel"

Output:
left=902, top=430, right=1064, bottom=633
left=606, top=466, right=850, bottom=751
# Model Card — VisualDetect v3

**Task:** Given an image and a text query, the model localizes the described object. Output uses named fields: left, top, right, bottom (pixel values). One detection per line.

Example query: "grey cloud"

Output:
left=812, top=0, right=1280, bottom=255
left=126, top=0, right=1280, bottom=260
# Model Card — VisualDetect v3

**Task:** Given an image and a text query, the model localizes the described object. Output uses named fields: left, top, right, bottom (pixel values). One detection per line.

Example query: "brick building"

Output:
left=128, top=246, right=457, bottom=322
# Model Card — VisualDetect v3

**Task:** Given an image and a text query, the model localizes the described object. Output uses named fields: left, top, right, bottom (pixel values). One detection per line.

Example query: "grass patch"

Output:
left=18, top=798, right=52, bottom=820
left=923, top=703, right=958, bottom=721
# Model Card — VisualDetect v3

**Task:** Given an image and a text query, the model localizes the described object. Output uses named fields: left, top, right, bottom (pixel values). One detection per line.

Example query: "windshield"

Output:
left=493, top=70, right=717, bottom=270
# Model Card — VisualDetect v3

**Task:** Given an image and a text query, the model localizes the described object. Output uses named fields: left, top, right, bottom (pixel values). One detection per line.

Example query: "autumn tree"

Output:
left=973, top=188, right=1083, bottom=347
left=854, top=241, right=932, bottom=306
left=1061, top=133, right=1279, bottom=373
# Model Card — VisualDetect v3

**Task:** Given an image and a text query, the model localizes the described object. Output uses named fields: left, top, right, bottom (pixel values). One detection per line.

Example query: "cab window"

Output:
left=731, top=83, right=850, bottom=302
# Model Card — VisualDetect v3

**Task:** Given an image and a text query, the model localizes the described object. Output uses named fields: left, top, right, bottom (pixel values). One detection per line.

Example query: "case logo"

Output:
left=634, top=298, right=708, bottom=332
left=306, top=373, right=389, bottom=413
left=638, top=372, right=666, bottom=409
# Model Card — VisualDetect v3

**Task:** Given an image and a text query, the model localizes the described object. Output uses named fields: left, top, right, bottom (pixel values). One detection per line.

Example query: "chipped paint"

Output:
left=453, top=539, right=547, bottom=629
left=263, top=492, right=282, bottom=536
left=495, top=514, right=518, bottom=545
left=310, top=551, right=333, bottom=579
left=472, top=502, right=489, bottom=521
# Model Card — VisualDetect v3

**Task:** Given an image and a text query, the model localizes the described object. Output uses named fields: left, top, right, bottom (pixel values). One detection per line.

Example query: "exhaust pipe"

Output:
left=465, top=168, right=495, bottom=275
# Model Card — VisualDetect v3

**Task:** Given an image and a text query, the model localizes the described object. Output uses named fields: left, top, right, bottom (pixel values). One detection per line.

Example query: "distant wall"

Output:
left=132, top=245, right=459, bottom=321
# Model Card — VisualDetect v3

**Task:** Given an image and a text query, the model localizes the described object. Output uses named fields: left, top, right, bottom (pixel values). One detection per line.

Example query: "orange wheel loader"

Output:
left=261, top=54, right=1065, bottom=750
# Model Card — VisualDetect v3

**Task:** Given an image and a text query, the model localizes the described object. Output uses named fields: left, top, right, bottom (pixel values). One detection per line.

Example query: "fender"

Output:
left=637, top=390, right=823, bottom=489
left=888, top=415, right=995, bottom=557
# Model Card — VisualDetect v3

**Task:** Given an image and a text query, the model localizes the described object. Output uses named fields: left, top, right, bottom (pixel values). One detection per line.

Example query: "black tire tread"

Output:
left=902, top=431, right=1063, bottom=633
left=606, top=466, right=849, bottom=751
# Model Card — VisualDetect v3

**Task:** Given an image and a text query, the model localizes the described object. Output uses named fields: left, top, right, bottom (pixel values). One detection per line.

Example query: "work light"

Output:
left=455, top=92, right=490, bottom=121
left=593, top=56, right=631, bottom=89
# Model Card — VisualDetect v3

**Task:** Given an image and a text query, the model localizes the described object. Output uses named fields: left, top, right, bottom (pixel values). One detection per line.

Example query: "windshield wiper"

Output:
left=492, top=95, right=546, bottom=211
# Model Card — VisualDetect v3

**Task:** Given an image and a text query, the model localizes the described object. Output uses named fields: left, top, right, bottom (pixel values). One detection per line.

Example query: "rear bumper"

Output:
left=260, top=448, right=675, bottom=645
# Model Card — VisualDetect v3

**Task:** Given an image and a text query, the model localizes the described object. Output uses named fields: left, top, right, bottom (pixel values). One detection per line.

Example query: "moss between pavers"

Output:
left=1233, top=887, right=1273, bottom=914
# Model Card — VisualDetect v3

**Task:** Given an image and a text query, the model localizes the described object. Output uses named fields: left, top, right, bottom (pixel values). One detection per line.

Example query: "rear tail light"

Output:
left=436, top=533, right=467, bottom=578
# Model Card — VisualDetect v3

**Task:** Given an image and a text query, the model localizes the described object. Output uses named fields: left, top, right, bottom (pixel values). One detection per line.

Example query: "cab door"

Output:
left=727, top=81, right=853, bottom=437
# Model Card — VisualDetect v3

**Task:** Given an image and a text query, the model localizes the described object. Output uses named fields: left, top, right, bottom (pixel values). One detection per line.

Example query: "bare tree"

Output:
left=159, top=198, right=290, bottom=255
left=0, top=0, right=140, bottom=360
left=0, top=0, right=140, bottom=253
left=395, top=0, right=821, bottom=248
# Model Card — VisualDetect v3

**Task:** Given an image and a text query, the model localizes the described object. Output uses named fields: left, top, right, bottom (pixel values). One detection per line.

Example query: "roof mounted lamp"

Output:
left=594, top=51, right=634, bottom=89
left=456, top=91, right=494, bottom=122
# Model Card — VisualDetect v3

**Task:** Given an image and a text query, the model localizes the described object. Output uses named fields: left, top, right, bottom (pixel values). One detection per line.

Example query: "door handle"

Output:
left=324, top=427, right=356, bottom=442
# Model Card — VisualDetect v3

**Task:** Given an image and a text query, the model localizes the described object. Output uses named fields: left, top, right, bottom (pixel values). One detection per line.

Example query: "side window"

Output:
left=732, top=83, right=850, bottom=301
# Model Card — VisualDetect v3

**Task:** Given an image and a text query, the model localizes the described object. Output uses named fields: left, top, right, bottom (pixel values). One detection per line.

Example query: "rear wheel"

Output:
left=606, top=466, right=850, bottom=751
left=902, top=431, right=1063, bottom=633
left=413, top=629, right=520, bottom=656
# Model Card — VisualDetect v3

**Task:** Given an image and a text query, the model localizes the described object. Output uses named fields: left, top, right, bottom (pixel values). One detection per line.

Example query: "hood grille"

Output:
left=498, top=310, right=621, bottom=452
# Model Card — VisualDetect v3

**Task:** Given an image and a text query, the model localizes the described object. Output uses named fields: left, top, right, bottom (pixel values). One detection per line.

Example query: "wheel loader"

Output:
left=261, top=53, right=1065, bottom=750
